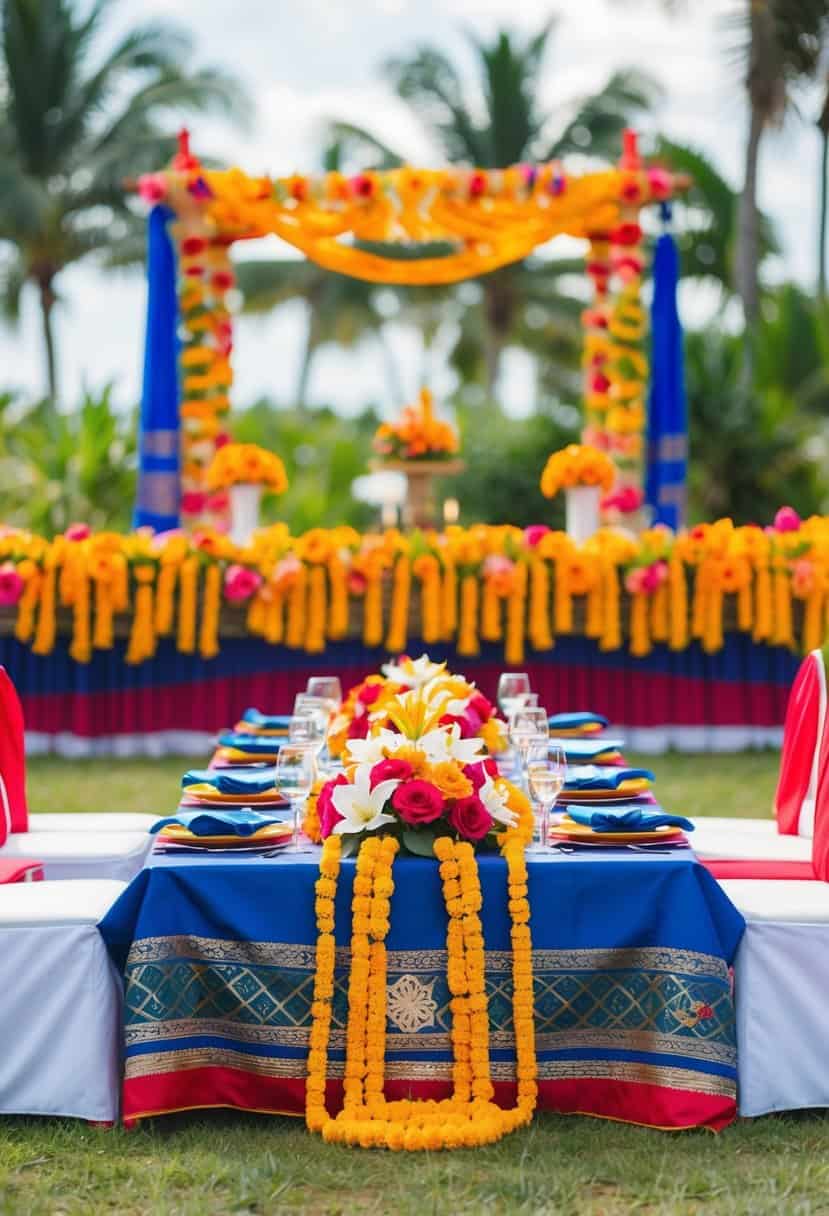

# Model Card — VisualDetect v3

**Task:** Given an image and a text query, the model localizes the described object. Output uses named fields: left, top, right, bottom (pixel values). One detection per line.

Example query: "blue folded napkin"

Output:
left=548, top=711, right=609, bottom=731
left=563, top=765, right=655, bottom=790
left=550, top=737, right=625, bottom=761
left=151, top=808, right=287, bottom=837
left=566, top=805, right=694, bottom=833
left=240, top=708, right=292, bottom=732
left=181, top=768, right=277, bottom=796
left=218, top=731, right=284, bottom=754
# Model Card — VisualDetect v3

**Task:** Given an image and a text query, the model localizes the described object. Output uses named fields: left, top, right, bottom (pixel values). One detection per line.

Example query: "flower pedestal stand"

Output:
left=228, top=483, right=262, bottom=546
left=565, top=485, right=601, bottom=544
left=370, top=460, right=465, bottom=529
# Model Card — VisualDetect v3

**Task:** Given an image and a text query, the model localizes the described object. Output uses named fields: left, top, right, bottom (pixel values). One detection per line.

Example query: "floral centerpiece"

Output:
left=304, top=688, right=537, bottom=1152
left=540, top=444, right=615, bottom=544
left=373, top=388, right=459, bottom=462
left=205, top=443, right=288, bottom=545
left=327, top=654, right=507, bottom=760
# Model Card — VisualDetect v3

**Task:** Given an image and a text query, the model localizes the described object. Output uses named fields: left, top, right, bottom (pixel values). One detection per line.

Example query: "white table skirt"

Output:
left=0, top=922, right=122, bottom=1121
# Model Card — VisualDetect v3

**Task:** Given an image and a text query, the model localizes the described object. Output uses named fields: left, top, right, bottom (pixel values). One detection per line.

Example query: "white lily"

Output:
left=444, top=695, right=471, bottom=717
left=381, top=654, right=446, bottom=688
left=344, top=729, right=403, bottom=766
left=419, top=723, right=485, bottom=765
left=331, top=768, right=399, bottom=835
left=479, top=778, right=518, bottom=828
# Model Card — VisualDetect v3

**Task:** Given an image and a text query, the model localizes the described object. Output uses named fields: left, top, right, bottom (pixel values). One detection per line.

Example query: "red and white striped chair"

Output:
left=0, top=668, right=153, bottom=881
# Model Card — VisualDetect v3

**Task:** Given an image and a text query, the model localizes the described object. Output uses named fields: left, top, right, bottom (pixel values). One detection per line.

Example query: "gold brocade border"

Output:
left=127, top=936, right=728, bottom=981
left=125, top=1019, right=735, bottom=1068
left=126, top=1048, right=734, bottom=1099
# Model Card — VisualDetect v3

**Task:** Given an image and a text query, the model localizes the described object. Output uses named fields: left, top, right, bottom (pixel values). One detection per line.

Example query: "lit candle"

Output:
left=443, top=497, right=460, bottom=525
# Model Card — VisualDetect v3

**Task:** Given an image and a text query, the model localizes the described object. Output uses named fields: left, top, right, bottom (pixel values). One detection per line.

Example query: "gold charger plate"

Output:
left=158, top=822, right=291, bottom=848
left=553, top=819, right=683, bottom=845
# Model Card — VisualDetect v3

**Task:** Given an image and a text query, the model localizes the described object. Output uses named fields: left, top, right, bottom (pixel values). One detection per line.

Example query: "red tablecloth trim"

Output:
left=123, top=1067, right=735, bottom=1132
left=700, top=859, right=816, bottom=881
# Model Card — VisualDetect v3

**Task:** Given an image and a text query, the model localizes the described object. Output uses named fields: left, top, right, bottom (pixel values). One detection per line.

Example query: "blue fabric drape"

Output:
left=133, top=205, right=180, bottom=531
left=646, top=217, right=687, bottom=530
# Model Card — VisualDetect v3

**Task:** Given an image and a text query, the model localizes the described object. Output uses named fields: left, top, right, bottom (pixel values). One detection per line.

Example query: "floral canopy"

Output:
left=134, top=130, right=684, bottom=531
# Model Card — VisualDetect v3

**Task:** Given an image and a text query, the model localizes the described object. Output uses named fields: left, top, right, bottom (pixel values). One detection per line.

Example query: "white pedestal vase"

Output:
left=229, top=483, right=262, bottom=546
left=565, top=485, right=601, bottom=544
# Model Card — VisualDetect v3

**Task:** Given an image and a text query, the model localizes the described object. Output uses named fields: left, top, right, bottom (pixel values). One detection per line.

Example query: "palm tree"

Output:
left=731, top=0, right=826, bottom=328
left=0, top=0, right=249, bottom=399
left=327, top=20, right=658, bottom=397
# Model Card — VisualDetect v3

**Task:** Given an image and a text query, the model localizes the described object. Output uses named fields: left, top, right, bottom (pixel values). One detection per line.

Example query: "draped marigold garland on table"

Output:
left=2, top=512, right=829, bottom=664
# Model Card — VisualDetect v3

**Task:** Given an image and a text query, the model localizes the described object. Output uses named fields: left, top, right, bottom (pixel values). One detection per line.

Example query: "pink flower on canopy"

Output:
left=524, top=525, right=551, bottom=548
left=215, top=433, right=231, bottom=449
left=482, top=554, right=515, bottom=578
left=223, top=564, right=263, bottom=602
left=602, top=486, right=644, bottom=514
left=792, top=559, right=815, bottom=597
left=448, top=795, right=493, bottom=842
left=65, top=522, right=90, bottom=541
left=647, top=167, right=672, bottom=200
left=317, top=774, right=347, bottom=838
left=181, top=491, right=208, bottom=516
left=151, top=528, right=184, bottom=550
left=138, top=173, right=168, bottom=203
left=774, top=506, right=801, bottom=533
left=640, top=560, right=669, bottom=594
left=0, top=563, right=24, bottom=607
left=370, top=758, right=413, bottom=790
left=207, top=492, right=229, bottom=514
left=274, top=554, right=302, bottom=584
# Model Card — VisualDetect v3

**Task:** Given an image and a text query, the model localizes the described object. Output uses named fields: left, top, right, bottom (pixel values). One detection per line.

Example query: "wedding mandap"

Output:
left=0, top=131, right=814, bottom=757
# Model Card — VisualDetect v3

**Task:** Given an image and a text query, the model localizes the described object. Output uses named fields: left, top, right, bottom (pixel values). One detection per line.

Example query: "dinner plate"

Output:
left=158, top=822, right=291, bottom=848
left=182, top=785, right=282, bottom=804
left=179, top=795, right=288, bottom=810
left=561, top=779, right=651, bottom=799
left=552, top=820, right=684, bottom=844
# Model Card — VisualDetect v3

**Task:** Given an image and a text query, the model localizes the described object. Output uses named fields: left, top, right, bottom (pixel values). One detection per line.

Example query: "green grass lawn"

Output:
left=2, top=749, right=825, bottom=1216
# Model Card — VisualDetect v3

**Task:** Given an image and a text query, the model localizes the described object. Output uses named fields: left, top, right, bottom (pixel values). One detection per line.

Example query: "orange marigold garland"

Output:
left=306, top=825, right=537, bottom=1151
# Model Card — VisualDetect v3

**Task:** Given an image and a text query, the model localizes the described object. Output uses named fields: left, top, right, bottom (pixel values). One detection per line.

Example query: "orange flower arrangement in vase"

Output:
left=371, top=389, right=464, bottom=527
left=206, top=444, right=288, bottom=545
left=540, top=444, right=615, bottom=544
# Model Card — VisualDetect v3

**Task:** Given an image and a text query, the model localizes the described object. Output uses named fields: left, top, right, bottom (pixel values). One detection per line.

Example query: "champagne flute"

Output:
left=527, top=744, right=566, bottom=850
left=276, top=745, right=317, bottom=853
left=497, top=672, right=531, bottom=720
left=509, top=707, right=549, bottom=777
left=306, top=676, right=343, bottom=714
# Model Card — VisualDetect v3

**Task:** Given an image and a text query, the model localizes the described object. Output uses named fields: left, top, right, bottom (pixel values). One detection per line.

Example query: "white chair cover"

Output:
left=0, top=879, right=125, bottom=1121
left=720, top=879, right=829, bottom=1116
left=0, top=831, right=151, bottom=883
left=28, top=812, right=158, bottom=834
left=690, top=822, right=812, bottom=861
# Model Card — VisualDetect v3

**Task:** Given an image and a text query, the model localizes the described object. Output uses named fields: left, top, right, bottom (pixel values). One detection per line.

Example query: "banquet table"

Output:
left=100, top=845, right=745, bottom=1132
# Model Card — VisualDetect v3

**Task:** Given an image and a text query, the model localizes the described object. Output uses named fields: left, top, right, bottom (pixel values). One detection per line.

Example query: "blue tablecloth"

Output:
left=100, top=847, right=744, bottom=1130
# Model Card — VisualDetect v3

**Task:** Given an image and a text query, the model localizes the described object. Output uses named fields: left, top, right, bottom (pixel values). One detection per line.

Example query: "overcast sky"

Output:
left=1, top=0, right=820, bottom=413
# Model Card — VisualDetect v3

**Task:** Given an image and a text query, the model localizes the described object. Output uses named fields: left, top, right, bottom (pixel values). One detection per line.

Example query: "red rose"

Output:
left=358, top=682, right=383, bottom=707
left=347, top=714, right=370, bottom=740
left=391, top=780, right=444, bottom=825
left=465, top=759, right=498, bottom=791
left=370, top=758, right=413, bottom=790
left=439, top=712, right=476, bottom=739
left=317, top=775, right=347, bottom=838
left=448, top=796, right=493, bottom=842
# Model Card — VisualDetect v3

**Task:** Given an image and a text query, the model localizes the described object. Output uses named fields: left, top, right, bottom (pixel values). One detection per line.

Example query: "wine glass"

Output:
left=306, top=676, right=343, bottom=714
left=509, top=707, right=549, bottom=776
left=497, top=673, right=531, bottom=720
left=526, top=744, right=566, bottom=851
left=289, top=712, right=326, bottom=754
left=276, top=745, right=317, bottom=853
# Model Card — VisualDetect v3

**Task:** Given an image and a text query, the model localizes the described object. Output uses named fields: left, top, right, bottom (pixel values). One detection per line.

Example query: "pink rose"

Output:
left=448, top=795, right=493, bottom=842
left=524, top=525, right=551, bottom=549
left=774, top=506, right=801, bottom=533
left=0, top=563, right=24, bottom=606
left=317, top=775, right=347, bottom=838
left=391, top=780, right=444, bottom=825
left=439, top=712, right=476, bottom=739
left=138, top=173, right=168, bottom=203
left=65, top=522, right=90, bottom=541
left=624, top=567, right=647, bottom=595
left=468, top=692, right=493, bottom=721
left=224, top=564, right=263, bottom=602
left=464, top=759, right=499, bottom=792
left=370, top=758, right=413, bottom=790
left=358, top=682, right=383, bottom=707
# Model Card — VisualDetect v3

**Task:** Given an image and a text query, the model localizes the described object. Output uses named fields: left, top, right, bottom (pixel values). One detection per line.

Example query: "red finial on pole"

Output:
left=173, top=128, right=198, bottom=171
left=620, top=129, right=640, bottom=171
